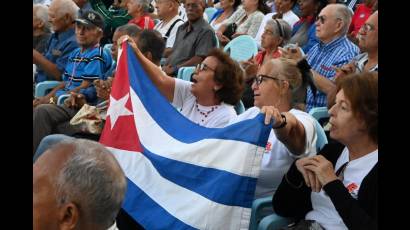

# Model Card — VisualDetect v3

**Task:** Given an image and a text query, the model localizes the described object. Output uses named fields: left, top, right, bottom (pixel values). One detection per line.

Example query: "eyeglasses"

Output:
left=360, top=23, right=375, bottom=33
left=196, top=63, right=216, bottom=72
left=316, top=15, right=342, bottom=24
left=253, top=74, right=283, bottom=86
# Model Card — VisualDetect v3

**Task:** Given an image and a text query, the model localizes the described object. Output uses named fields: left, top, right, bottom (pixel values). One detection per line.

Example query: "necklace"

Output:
left=195, top=102, right=219, bottom=123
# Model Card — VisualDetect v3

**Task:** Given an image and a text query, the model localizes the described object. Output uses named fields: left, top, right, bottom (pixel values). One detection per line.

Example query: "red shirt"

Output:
left=128, top=15, right=155, bottom=30
left=255, top=49, right=282, bottom=66
left=349, top=4, right=373, bottom=37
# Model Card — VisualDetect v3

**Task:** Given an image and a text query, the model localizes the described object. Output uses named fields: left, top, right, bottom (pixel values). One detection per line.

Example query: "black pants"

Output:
left=116, top=208, right=145, bottom=230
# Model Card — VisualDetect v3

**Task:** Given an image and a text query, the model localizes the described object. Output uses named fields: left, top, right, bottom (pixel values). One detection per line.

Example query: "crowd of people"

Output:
left=33, top=0, right=378, bottom=229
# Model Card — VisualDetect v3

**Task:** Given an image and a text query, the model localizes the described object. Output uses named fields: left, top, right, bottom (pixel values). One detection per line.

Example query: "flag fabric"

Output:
left=99, top=43, right=272, bottom=230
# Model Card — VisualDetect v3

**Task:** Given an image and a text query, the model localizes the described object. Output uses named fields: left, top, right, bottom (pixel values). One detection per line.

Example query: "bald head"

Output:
left=33, top=139, right=126, bottom=230
left=315, top=3, right=352, bottom=43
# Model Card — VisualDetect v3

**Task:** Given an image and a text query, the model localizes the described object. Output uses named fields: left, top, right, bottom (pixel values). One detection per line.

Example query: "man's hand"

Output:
left=33, top=49, right=42, bottom=64
left=163, top=65, right=175, bottom=76
left=64, top=92, right=86, bottom=109
left=33, top=96, right=50, bottom=108
left=94, top=79, right=112, bottom=100
left=334, top=62, right=356, bottom=80
left=279, top=44, right=304, bottom=62
left=240, top=56, right=258, bottom=81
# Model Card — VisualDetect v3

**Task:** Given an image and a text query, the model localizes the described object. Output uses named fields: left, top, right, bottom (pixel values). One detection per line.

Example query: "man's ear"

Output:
left=58, top=202, right=79, bottom=230
left=334, top=19, right=344, bottom=34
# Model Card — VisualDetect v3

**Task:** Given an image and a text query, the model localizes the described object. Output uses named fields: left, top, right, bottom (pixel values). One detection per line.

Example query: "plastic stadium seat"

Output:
left=223, top=35, right=258, bottom=62
left=177, top=66, right=196, bottom=82
left=34, top=81, right=61, bottom=98
left=205, top=7, right=217, bottom=22
left=234, top=100, right=245, bottom=115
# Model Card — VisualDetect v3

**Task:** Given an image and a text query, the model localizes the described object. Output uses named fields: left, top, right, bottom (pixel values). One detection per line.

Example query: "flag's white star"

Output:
left=107, top=93, right=133, bottom=129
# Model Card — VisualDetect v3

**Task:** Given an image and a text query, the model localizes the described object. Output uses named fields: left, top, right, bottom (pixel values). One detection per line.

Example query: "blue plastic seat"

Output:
left=309, top=107, right=329, bottom=124
left=223, top=35, right=258, bottom=62
left=34, top=81, right=61, bottom=98
left=177, top=66, right=196, bottom=82
left=234, top=100, right=245, bottom=115
left=205, top=7, right=217, bottom=22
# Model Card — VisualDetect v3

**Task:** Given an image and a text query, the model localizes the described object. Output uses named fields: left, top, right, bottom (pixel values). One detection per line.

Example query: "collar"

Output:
left=184, top=17, right=206, bottom=31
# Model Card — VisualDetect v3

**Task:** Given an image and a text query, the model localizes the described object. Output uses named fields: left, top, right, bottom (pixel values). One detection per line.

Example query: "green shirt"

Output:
left=90, top=0, right=132, bottom=30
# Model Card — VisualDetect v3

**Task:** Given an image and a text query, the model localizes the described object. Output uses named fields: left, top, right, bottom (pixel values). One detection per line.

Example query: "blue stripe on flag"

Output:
left=125, top=45, right=272, bottom=147
left=123, top=178, right=198, bottom=230
left=142, top=145, right=257, bottom=208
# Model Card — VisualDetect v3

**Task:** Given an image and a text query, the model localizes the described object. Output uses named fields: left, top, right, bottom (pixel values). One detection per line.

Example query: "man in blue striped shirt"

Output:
left=304, top=3, right=359, bottom=112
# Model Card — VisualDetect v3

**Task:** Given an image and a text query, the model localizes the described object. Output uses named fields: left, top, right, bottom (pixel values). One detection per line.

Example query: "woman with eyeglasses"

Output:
left=125, top=36, right=244, bottom=127
left=229, top=57, right=318, bottom=198
left=273, top=72, right=378, bottom=229
left=288, top=0, right=328, bottom=53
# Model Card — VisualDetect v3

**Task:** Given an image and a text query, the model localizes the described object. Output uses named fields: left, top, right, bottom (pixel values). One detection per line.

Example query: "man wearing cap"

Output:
left=33, top=10, right=113, bottom=154
left=33, top=0, right=80, bottom=83
left=154, top=0, right=184, bottom=56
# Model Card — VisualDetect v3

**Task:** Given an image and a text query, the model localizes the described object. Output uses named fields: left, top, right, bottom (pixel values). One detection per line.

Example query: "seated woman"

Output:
left=273, top=72, right=378, bottom=229
left=240, top=19, right=292, bottom=108
left=289, top=0, right=328, bottom=53
left=255, top=0, right=299, bottom=48
left=229, top=58, right=318, bottom=198
left=216, top=0, right=270, bottom=45
left=209, top=0, right=241, bottom=31
left=126, top=36, right=244, bottom=128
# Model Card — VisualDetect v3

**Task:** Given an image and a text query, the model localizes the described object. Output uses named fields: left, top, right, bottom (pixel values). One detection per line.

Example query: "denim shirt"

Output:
left=35, top=28, right=79, bottom=83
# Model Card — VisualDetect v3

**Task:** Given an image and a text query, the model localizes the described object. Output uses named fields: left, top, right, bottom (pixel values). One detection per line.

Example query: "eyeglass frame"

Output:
left=360, top=23, right=376, bottom=33
left=316, top=15, right=342, bottom=25
left=196, top=63, right=216, bottom=73
left=253, top=74, right=285, bottom=86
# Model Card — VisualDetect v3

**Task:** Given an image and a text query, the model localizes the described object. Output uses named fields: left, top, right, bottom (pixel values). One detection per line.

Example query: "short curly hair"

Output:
left=336, top=72, right=378, bottom=144
left=208, top=48, right=245, bottom=105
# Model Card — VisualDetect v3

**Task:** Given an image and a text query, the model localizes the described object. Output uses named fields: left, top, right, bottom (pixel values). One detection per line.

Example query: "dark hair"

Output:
left=314, top=0, right=329, bottom=18
left=208, top=48, right=244, bottom=105
left=257, top=0, right=271, bottom=15
left=335, top=72, right=378, bottom=144
left=116, top=24, right=142, bottom=38
left=233, top=0, right=241, bottom=11
left=137, top=29, right=165, bottom=64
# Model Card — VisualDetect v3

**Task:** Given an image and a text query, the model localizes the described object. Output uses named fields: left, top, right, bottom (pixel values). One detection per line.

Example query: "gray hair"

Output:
left=54, top=139, right=127, bottom=229
left=51, top=0, right=79, bottom=20
left=116, top=24, right=142, bottom=38
left=332, top=3, right=353, bottom=35
left=130, top=0, right=151, bottom=13
left=33, top=4, right=49, bottom=24
left=265, top=19, right=292, bottom=46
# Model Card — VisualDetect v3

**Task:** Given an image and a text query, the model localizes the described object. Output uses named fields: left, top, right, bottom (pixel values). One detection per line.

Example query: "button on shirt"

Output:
left=306, top=35, right=359, bottom=112
left=166, top=18, right=217, bottom=67
left=35, top=28, right=79, bottom=83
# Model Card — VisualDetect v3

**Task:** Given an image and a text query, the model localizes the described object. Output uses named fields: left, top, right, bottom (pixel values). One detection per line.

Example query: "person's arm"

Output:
left=310, top=70, right=336, bottom=96
left=272, top=161, right=313, bottom=219
left=70, top=80, right=92, bottom=94
left=33, top=49, right=62, bottom=80
left=163, top=48, right=173, bottom=58
left=33, top=82, right=66, bottom=107
left=261, top=106, right=309, bottom=155
left=123, top=36, right=176, bottom=101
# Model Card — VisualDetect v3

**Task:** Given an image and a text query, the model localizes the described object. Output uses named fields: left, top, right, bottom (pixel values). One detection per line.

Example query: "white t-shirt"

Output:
left=229, top=107, right=317, bottom=198
left=255, top=11, right=300, bottom=48
left=173, top=78, right=237, bottom=128
left=305, top=147, right=378, bottom=230
left=154, top=15, right=184, bottom=48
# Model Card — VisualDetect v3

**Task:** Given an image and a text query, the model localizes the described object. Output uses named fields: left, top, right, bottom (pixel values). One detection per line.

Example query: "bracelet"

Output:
left=273, top=114, right=287, bottom=129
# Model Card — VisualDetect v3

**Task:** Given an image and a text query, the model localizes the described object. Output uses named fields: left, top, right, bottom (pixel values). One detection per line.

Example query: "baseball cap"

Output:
left=75, top=10, right=105, bottom=30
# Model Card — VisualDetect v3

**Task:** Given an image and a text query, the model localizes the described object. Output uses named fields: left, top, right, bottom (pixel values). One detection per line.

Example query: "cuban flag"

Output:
left=100, top=43, right=272, bottom=229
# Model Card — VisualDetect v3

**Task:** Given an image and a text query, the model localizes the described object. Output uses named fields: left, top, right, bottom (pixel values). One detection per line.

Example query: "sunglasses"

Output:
left=253, top=74, right=283, bottom=86
left=196, top=63, right=216, bottom=72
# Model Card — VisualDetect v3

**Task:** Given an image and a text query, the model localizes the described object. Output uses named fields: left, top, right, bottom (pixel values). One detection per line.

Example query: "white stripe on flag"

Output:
left=129, top=88, right=264, bottom=178
left=108, top=147, right=253, bottom=230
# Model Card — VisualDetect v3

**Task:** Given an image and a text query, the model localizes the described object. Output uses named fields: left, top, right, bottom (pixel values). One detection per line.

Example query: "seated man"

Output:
left=33, top=4, right=52, bottom=54
left=33, top=0, right=80, bottom=83
left=163, top=0, right=217, bottom=76
left=33, top=138, right=126, bottom=230
left=33, top=10, right=113, bottom=154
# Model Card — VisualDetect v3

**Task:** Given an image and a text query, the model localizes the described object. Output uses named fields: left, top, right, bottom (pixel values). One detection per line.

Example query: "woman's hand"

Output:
left=240, top=56, right=258, bottom=80
left=303, top=155, right=339, bottom=186
left=296, top=157, right=322, bottom=192
left=260, top=106, right=285, bottom=126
